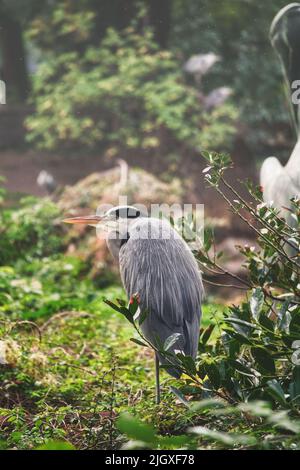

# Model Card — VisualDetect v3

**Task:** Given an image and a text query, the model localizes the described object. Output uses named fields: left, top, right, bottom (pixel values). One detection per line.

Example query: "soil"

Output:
left=0, top=137, right=257, bottom=222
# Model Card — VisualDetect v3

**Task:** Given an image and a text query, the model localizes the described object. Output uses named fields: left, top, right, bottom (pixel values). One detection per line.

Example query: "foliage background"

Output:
left=0, top=0, right=296, bottom=157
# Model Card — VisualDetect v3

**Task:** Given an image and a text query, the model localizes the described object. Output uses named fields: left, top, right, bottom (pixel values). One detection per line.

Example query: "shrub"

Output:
left=171, top=0, right=291, bottom=152
left=0, top=197, right=63, bottom=266
left=26, top=27, right=237, bottom=155
left=197, top=151, right=300, bottom=408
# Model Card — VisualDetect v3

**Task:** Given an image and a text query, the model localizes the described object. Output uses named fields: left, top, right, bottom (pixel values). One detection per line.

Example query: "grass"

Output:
left=0, top=289, right=225, bottom=450
left=1, top=268, right=300, bottom=450
left=2, top=293, right=299, bottom=450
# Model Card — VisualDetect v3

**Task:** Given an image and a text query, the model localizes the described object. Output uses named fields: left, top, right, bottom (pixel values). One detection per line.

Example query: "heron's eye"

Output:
left=127, top=209, right=140, bottom=219
left=113, top=208, right=141, bottom=219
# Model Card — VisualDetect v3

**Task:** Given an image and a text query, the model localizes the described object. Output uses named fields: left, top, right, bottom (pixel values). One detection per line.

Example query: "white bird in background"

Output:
left=183, top=53, right=220, bottom=82
left=204, top=86, right=232, bottom=110
left=37, top=170, right=57, bottom=195
left=183, top=53, right=232, bottom=110
left=260, top=3, right=300, bottom=221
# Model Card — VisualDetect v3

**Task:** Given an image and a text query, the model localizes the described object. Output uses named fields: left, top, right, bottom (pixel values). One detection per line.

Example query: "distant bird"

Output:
left=64, top=206, right=203, bottom=403
left=37, top=170, right=57, bottom=194
left=183, top=53, right=220, bottom=82
left=204, top=87, right=232, bottom=110
left=260, top=3, right=300, bottom=223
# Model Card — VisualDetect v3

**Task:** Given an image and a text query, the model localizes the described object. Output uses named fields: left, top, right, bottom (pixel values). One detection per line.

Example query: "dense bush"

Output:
left=197, top=152, right=300, bottom=408
left=0, top=186, right=96, bottom=320
left=26, top=27, right=237, bottom=154
left=0, top=196, right=63, bottom=266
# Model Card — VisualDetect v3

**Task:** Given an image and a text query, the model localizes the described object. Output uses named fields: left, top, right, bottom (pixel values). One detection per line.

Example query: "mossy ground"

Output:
left=2, top=294, right=297, bottom=451
left=0, top=294, right=225, bottom=450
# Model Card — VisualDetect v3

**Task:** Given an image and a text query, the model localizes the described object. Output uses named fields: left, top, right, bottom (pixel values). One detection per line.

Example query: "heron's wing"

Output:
left=260, top=156, right=300, bottom=224
left=285, top=138, right=300, bottom=189
left=260, top=157, right=285, bottom=204
left=119, top=218, right=202, bottom=364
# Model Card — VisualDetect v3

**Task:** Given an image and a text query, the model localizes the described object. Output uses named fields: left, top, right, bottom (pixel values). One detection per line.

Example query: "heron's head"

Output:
left=63, top=205, right=146, bottom=233
left=64, top=205, right=147, bottom=259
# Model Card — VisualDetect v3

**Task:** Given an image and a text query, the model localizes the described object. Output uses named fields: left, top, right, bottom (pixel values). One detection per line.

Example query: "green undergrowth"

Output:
left=0, top=297, right=222, bottom=450
left=1, top=299, right=299, bottom=450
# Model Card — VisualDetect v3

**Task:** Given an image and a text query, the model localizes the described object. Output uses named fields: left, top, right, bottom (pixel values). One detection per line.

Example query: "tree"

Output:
left=170, top=0, right=294, bottom=155
left=0, top=0, right=30, bottom=101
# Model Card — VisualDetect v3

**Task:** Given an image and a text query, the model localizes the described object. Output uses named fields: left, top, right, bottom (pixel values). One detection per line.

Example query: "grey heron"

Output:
left=64, top=206, right=203, bottom=403
left=260, top=3, right=300, bottom=221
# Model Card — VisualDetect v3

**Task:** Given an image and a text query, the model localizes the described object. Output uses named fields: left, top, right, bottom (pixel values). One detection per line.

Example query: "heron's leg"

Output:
left=155, top=352, right=160, bottom=404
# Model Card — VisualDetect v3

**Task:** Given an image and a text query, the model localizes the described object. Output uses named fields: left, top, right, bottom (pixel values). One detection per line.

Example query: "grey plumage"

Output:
left=118, top=217, right=202, bottom=377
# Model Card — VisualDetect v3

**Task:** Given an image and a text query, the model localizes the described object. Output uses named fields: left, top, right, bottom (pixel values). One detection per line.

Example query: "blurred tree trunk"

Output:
left=0, top=10, right=29, bottom=102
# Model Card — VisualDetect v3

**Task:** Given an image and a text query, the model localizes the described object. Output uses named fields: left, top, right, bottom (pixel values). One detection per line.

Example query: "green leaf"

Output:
left=203, top=227, right=213, bottom=252
left=117, top=413, right=157, bottom=444
left=190, top=398, right=226, bottom=412
left=289, top=366, right=300, bottom=403
left=266, top=379, right=287, bottom=406
left=289, top=311, right=300, bottom=336
left=226, top=318, right=258, bottom=330
left=204, top=362, right=221, bottom=389
left=201, top=324, right=215, bottom=345
left=229, top=360, right=255, bottom=377
left=104, top=299, right=134, bottom=325
left=250, top=288, right=264, bottom=320
left=130, top=338, right=149, bottom=348
left=259, top=314, right=274, bottom=332
left=226, top=330, right=253, bottom=345
left=137, top=308, right=148, bottom=325
left=238, top=400, right=272, bottom=417
left=128, top=295, right=139, bottom=315
left=169, top=386, right=190, bottom=407
left=176, top=353, right=197, bottom=375
left=251, top=347, right=275, bottom=374
left=188, top=426, right=256, bottom=446
left=277, top=301, right=291, bottom=333
left=103, top=299, right=123, bottom=313
left=36, top=440, right=75, bottom=450
left=158, top=434, right=192, bottom=447
left=268, top=411, right=300, bottom=433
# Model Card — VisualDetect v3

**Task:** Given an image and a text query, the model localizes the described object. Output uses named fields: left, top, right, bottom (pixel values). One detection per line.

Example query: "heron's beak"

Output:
left=63, top=215, right=105, bottom=226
